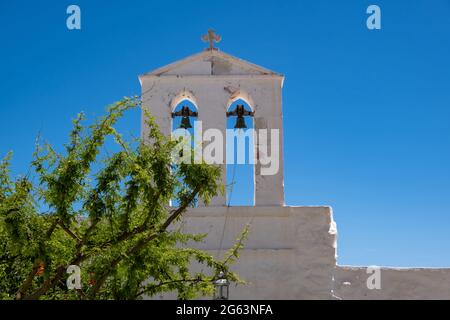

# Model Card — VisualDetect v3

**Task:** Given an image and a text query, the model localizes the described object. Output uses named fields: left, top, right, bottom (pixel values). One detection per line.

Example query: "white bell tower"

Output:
left=139, top=30, right=285, bottom=206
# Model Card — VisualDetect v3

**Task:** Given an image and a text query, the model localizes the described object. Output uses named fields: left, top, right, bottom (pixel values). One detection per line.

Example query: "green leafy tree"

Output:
left=0, top=97, right=247, bottom=300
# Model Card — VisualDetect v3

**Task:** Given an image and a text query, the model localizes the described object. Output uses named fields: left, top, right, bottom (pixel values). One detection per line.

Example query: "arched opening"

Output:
left=171, top=99, right=198, bottom=135
left=226, top=99, right=255, bottom=206
left=171, top=99, right=199, bottom=207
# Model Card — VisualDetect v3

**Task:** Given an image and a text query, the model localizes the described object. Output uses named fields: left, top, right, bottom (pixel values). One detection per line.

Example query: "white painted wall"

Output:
left=153, top=206, right=337, bottom=300
left=334, top=266, right=450, bottom=300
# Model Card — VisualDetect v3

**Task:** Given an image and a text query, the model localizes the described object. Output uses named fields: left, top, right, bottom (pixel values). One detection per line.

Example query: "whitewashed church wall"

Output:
left=161, top=206, right=338, bottom=300
left=333, top=265, right=450, bottom=300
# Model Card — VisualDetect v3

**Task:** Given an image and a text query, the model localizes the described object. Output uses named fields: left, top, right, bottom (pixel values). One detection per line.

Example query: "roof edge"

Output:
left=138, top=49, right=283, bottom=80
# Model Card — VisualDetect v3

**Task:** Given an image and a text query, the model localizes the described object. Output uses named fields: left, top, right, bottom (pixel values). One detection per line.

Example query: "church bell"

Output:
left=234, top=116, right=247, bottom=129
left=179, top=116, right=192, bottom=129
left=226, top=104, right=254, bottom=129
left=172, top=105, right=198, bottom=130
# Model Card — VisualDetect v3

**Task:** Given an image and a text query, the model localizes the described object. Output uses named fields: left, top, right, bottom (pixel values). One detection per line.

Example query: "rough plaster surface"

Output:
left=333, top=266, right=450, bottom=300
left=172, top=206, right=337, bottom=300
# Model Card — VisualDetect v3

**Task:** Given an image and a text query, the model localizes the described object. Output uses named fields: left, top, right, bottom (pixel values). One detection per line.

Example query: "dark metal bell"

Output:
left=234, top=116, right=247, bottom=129
left=179, top=116, right=192, bottom=129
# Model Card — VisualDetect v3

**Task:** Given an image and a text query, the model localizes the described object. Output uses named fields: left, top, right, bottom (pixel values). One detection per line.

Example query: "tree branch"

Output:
left=135, top=278, right=207, bottom=299
left=89, top=187, right=200, bottom=299
left=15, top=218, right=59, bottom=300
left=87, top=191, right=162, bottom=250
left=58, top=220, right=81, bottom=244
left=22, top=253, right=87, bottom=300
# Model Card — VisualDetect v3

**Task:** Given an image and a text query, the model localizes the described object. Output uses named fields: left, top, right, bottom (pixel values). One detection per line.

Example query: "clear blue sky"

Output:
left=1, top=0, right=450, bottom=267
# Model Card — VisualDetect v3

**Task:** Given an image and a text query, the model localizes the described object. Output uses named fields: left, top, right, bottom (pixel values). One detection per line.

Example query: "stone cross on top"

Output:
left=202, top=29, right=221, bottom=50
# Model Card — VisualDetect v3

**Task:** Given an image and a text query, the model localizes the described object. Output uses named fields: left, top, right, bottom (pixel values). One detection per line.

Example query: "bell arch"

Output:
left=226, top=89, right=255, bottom=113
left=171, top=99, right=198, bottom=133
left=225, top=98, right=256, bottom=206
left=170, top=95, right=199, bottom=208
left=170, top=90, right=199, bottom=112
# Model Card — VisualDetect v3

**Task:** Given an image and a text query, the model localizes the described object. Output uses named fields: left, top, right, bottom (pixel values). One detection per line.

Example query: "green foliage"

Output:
left=0, top=97, right=245, bottom=300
